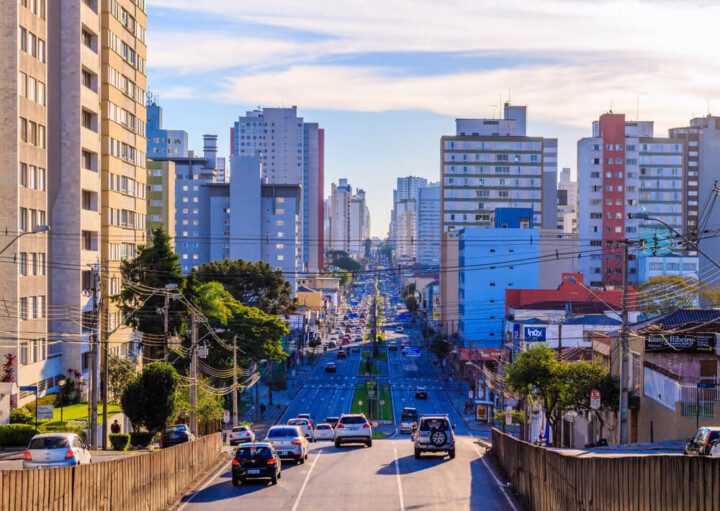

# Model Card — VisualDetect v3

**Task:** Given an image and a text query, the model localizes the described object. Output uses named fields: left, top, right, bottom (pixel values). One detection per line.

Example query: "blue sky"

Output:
left=146, top=0, right=720, bottom=237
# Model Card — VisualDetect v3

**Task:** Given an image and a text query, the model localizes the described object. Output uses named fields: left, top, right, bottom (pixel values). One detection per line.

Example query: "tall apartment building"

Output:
left=557, top=167, right=578, bottom=233
left=146, top=160, right=176, bottom=245
left=327, top=179, right=369, bottom=256
left=578, top=113, right=684, bottom=287
left=416, top=183, right=441, bottom=266
left=439, top=103, right=558, bottom=335
left=230, top=107, right=324, bottom=272
left=349, top=189, right=370, bottom=255
left=0, top=0, right=54, bottom=405
left=146, top=96, right=188, bottom=158
left=100, top=0, right=148, bottom=354
left=393, top=199, right=416, bottom=261
left=47, top=0, right=104, bottom=385
left=669, top=116, right=720, bottom=278
left=389, top=176, right=427, bottom=255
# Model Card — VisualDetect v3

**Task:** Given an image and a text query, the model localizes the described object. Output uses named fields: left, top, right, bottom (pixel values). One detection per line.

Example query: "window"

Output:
left=20, top=298, right=28, bottom=320
left=19, top=253, right=28, bottom=276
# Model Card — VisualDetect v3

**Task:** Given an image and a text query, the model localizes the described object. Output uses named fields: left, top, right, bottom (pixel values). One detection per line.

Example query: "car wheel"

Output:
left=367, top=439, right=372, bottom=447
left=304, top=451, right=309, bottom=460
left=232, top=477, right=240, bottom=487
left=335, top=440, right=341, bottom=448
left=414, top=448, right=422, bottom=459
left=449, top=448, right=456, bottom=459
left=270, top=474, right=278, bottom=485
left=278, top=471, right=282, bottom=479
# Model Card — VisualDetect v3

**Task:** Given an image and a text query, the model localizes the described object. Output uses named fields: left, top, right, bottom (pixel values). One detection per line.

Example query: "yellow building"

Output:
left=296, top=286, right=324, bottom=311
left=100, top=0, right=147, bottom=355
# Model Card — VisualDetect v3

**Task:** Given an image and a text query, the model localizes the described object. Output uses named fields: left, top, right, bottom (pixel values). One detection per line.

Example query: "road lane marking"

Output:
left=176, top=458, right=231, bottom=511
left=291, top=448, right=323, bottom=511
left=472, top=443, right=518, bottom=511
left=393, top=447, right=405, bottom=511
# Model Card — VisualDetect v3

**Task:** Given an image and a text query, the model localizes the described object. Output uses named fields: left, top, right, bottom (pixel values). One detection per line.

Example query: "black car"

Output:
left=415, top=386, right=428, bottom=400
left=160, top=424, right=195, bottom=448
left=232, top=443, right=281, bottom=486
left=325, top=416, right=340, bottom=428
left=684, top=427, right=720, bottom=455
left=337, top=350, right=347, bottom=359
left=324, top=362, right=337, bottom=373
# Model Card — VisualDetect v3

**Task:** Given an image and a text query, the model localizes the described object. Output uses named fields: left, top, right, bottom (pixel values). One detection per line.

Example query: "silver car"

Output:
left=265, top=425, right=309, bottom=463
left=23, top=433, right=92, bottom=469
left=314, top=423, right=335, bottom=441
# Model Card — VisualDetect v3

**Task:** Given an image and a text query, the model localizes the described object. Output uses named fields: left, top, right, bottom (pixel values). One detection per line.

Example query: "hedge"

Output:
left=130, top=432, right=155, bottom=448
left=0, top=424, right=39, bottom=447
left=39, top=425, right=87, bottom=442
left=109, top=433, right=131, bottom=451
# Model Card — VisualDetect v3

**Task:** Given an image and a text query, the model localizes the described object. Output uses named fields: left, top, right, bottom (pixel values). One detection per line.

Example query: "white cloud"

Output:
left=159, top=86, right=196, bottom=99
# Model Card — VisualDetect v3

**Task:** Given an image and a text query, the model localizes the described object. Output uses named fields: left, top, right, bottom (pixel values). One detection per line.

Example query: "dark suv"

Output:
left=413, top=415, right=455, bottom=459
left=232, top=443, right=281, bottom=486
left=684, top=427, right=720, bottom=456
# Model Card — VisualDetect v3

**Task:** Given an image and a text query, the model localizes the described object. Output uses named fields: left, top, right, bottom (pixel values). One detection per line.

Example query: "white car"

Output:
left=288, top=418, right=315, bottom=442
left=314, top=423, right=335, bottom=441
left=229, top=425, right=255, bottom=446
left=265, top=425, right=309, bottom=463
left=334, top=413, right=372, bottom=447
left=23, top=433, right=92, bottom=469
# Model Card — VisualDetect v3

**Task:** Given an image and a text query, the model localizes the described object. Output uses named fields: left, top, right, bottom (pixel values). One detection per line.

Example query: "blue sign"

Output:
left=697, top=382, right=717, bottom=389
left=523, top=326, right=546, bottom=343
left=403, top=347, right=421, bottom=357
left=512, top=323, right=520, bottom=354
left=19, top=386, right=38, bottom=392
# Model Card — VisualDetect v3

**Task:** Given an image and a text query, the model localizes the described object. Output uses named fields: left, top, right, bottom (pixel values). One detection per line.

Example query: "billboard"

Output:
left=523, top=326, right=546, bottom=343
left=645, top=334, right=715, bottom=352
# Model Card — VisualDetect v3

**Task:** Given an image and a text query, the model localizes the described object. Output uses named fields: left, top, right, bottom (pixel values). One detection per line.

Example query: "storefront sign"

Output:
left=645, top=334, right=715, bottom=352
left=512, top=323, right=520, bottom=353
left=524, top=326, right=546, bottom=343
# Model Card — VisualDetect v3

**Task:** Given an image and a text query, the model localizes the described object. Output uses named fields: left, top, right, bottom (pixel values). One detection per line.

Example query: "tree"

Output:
left=505, top=344, right=571, bottom=447
left=403, top=282, right=416, bottom=298
left=326, top=250, right=361, bottom=273
left=1, top=353, right=16, bottom=382
left=175, top=378, right=224, bottom=427
left=117, top=226, right=185, bottom=359
left=701, top=284, right=720, bottom=307
left=638, top=275, right=697, bottom=317
left=231, top=305, right=289, bottom=364
left=120, top=362, right=180, bottom=434
left=191, top=259, right=295, bottom=315
left=563, top=361, right=619, bottom=441
left=405, top=295, right=419, bottom=313
left=106, top=355, right=136, bottom=403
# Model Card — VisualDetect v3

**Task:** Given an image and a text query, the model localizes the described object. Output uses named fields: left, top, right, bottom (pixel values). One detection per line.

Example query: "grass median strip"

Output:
left=350, top=383, right=393, bottom=421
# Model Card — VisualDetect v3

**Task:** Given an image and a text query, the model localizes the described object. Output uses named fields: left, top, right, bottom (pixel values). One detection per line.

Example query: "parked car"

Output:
left=232, top=443, right=281, bottom=486
left=327, top=340, right=338, bottom=348
left=287, top=418, right=315, bottom=441
left=684, top=427, right=720, bottom=455
left=399, top=407, right=418, bottom=434
left=265, top=425, right=309, bottom=463
left=387, top=341, right=398, bottom=351
left=325, top=416, right=340, bottom=428
left=314, top=423, right=335, bottom=441
left=351, top=345, right=361, bottom=353
left=23, top=433, right=92, bottom=469
left=395, top=326, right=404, bottom=333
left=415, top=386, right=428, bottom=400
left=337, top=349, right=347, bottom=359
left=160, top=424, right=196, bottom=448
left=324, top=362, right=337, bottom=373
left=229, top=425, right=256, bottom=446
left=413, top=415, right=455, bottom=459
left=334, top=413, right=372, bottom=447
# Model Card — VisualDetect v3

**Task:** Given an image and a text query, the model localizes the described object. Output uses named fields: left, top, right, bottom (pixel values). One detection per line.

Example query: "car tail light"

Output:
left=266, top=458, right=276, bottom=465
left=232, top=458, right=240, bottom=465
left=64, top=450, right=75, bottom=460
left=23, top=451, right=32, bottom=462
left=336, top=423, right=345, bottom=429
left=362, top=423, right=370, bottom=428
left=291, top=439, right=302, bottom=445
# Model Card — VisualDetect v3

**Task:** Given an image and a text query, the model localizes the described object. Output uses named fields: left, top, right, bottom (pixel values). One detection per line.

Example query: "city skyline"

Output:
left=147, top=0, right=720, bottom=236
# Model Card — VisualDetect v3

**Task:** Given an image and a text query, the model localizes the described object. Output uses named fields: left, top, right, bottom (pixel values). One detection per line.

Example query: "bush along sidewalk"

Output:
left=0, top=424, right=38, bottom=447
left=109, top=433, right=131, bottom=451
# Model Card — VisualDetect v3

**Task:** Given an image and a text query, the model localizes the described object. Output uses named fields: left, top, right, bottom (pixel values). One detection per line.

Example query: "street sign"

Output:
left=19, top=385, right=37, bottom=392
left=223, top=410, right=230, bottom=423
left=380, top=400, right=385, bottom=406
left=698, top=382, right=717, bottom=389
left=404, top=347, right=421, bottom=357
left=358, top=400, right=363, bottom=406
left=468, top=390, right=474, bottom=399
left=36, top=405, right=54, bottom=420
left=590, top=389, right=601, bottom=410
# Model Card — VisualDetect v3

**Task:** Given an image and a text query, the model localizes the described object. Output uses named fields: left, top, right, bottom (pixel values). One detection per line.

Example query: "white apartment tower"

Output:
left=557, top=167, right=578, bottom=233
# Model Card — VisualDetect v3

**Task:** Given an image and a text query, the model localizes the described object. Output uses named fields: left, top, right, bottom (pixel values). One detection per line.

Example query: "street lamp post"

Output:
left=58, top=379, right=66, bottom=423
left=0, top=224, right=50, bottom=256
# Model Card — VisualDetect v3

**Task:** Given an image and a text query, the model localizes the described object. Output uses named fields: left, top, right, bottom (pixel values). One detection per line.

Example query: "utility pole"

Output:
left=163, top=287, right=170, bottom=361
left=89, top=264, right=100, bottom=450
left=101, top=306, right=109, bottom=450
left=189, top=310, right=198, bottom=436
left=557, top=321, right=563, bottom=360
left=232, top=335, right=238, bottom=427
left=618, top=241, right=630, bottom=444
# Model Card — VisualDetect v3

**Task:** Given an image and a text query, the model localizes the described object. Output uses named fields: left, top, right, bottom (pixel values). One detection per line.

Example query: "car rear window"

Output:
left=165, top=425, right=187, bottom=433
left=235, top=446, right=272, bottom=460
left=28, top=436, right=70, bottom=449
left=267, top=428, right=299, bottom=438
left=402, top=410, right=417, bottom=420
left=288, top=419, right=308, bottom=426
left=316, top=425, right=331, bottom=430
left=232, top=427, right=248, bottom=433
left=419, top=419, right=449, bottom=431
left=340, top=416, right=366, bottom=425
left=708, top=431, right=720, bottom=443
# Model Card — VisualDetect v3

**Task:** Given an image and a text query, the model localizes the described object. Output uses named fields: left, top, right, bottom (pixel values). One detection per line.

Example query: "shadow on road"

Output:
left=376, top=454, right=449, bottom=475
left=179, top=470, right=271, bottom=503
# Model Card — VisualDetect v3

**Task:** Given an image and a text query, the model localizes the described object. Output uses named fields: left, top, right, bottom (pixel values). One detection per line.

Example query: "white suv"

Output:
left=334, top=414, right=372, bottom=447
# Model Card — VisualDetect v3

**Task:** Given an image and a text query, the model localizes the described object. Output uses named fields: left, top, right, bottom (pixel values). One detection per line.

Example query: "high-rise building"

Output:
left=146, top=160, right=176, bottom=245
left=578, top=113, right=684, bottom=287
left=440, top=103, right=558, bottom=335
left=393, top=199, right=416, bottom=261
left=669, top=116, right=720, bottom=278
left=47, top=0, right=104, bottom=385
left=146, top=95, right=188, bottom=158
left=349, top=189, right=370, bottom=255
left=416, top=183, right=441, bottom=267
left=100, top=0, right=148, bottom=354
left=0, top=0, right=55, bottom=405
left=327, top=179, right=368, bottom=256
left=389, top=176, right=427, bottom=255
left=557, top=167, right=578, bottom=233
left=230, top=107, right=324, bottom=272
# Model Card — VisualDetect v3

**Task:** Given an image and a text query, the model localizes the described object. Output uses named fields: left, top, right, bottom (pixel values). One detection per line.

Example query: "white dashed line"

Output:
left=393, top=447, right=405, bottom=511
left=291, top=448, right=323, bottom=511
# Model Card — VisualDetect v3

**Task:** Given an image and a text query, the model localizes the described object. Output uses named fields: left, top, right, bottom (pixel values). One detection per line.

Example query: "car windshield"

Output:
left=316, top=425, right=331, bottom=430
left=267, top=428, right=299, bottom=438
left=402, top=410, right=417, bottom=420
left=165, top=425, right=187, bottom=433
left=235, top=446, right=273, bottom=460
left=288, top=419, right=308, bottom=425
left=340, top=416, right=366, bottom=425
left=419, top=419, right=449, bottom=431
left=709, top=431, right=720, bottom=443
left=28, top=436, right=70, bottom=449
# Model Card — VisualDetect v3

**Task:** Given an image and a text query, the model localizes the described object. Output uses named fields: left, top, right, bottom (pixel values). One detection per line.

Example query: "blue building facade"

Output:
left=146, top=99, right=189, bottom=158
left=457, top=208, right=539, bottom=348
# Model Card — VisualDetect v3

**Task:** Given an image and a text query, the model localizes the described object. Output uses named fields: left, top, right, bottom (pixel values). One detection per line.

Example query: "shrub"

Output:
left=0, top=424, right=38, bottom=447
left=23, top=393, right=58, bottom=414
left=9, top=408, right=34, bottom=424
left=129, top=432, right=155, bottom=448
left=109, top=433, right=131, bottom=451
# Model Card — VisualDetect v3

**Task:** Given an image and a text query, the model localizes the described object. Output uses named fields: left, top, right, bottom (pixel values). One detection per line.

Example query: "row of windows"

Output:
left=19, top=207, right=46, bottom=232
left=20, top=0, right=46, bottom=19
left=107, top=65, right=145, bottom=104
left=108, top=208, right=146, bottom=229
left=19, top=26, right=46, bottom=63
left=19, top=163, right=46, bottom=190
left=107, top=137, right=146, bottom=166
left=106, top=0, right=145, bottom=42
left=108, top=172, right=145, bottom=198
left=108, top=242, right=137, bottom=260
left=18, top=71, right=46, bottom=105
left=19, top=339, right=49, bottom=366
left=19, top=117, right=46, bottom=148
left=648, top=262, right=697, bottom=271
left=445, top=141, right=542, bottom=151
left=107, top=31, right=145, bottom=74
left=19, top=295, right=46, bottom=320
left=107, top=101, right=145, bottom=136
left=445, top=153, right=541, bottom=163
left=19, top=252, right=46, bottom=276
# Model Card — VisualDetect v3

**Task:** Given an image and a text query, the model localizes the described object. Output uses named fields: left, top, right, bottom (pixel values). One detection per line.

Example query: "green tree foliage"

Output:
left=404, top=295, right=419, bottom=313
left=191, top=259, right=295, bottom=315
left=175, top=378, right=224, bottom=426
left=701, top=284, right=720, bottom=307
left=120, top=362, right=179, bottom=433
left=326, top=250, right=361, bottom=273
left=638, top=275, right=697, bottom=317
left=231, top=305, right=289, bottom=364
left=117, top=227, right=185, bottom=358
left=403, top=282, right=416, bottom=298
left=106, top=355, right=137, bottom=403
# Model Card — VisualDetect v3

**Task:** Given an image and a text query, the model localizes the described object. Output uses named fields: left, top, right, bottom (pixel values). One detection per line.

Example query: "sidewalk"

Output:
left=442, top=380, right=493, bottom=439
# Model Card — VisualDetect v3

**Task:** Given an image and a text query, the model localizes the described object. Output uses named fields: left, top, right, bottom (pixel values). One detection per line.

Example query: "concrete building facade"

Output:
left=416, top=183, right=441, bottom=267
left=557, top=167, right=578, bottom=233
left=146, top=160, right=176, bottom=245
left=146, top=96, right=188, bottom=158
